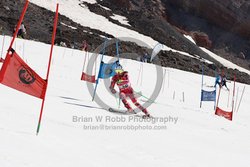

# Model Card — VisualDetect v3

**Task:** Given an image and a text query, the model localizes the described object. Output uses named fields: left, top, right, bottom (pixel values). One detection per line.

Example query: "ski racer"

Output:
left=109, top=68, right=150, bottom=117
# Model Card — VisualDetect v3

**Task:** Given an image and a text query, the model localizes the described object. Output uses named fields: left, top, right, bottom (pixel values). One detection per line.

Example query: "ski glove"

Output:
left=110, top=88, right=116, bottom=94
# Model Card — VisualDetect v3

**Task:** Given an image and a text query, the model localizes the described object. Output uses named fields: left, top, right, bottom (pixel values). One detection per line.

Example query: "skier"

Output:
left=220, top=75, right=229, bottom=91
left=214, top=74, right=229, bottom=90
left=14, top=22, right=26, bottom=38
left=145, top=53, right=151, bottom=63
left=141, top=53, right=151, bottom=63
left=109, top=68, right=150, bottom=117
left=214, top=75, right=221, bottom=87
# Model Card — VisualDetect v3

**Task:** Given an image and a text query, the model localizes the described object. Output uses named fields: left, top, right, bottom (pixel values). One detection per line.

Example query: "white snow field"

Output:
left=201, top=47, right=250, bottom=75
left=0, top=36, right=250, bottom=167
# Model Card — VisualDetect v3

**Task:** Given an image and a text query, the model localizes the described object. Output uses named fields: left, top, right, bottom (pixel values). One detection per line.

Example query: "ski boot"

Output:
left=142, top=109, right=151, bottom=118
left=127, top=108, right=135, bottom=114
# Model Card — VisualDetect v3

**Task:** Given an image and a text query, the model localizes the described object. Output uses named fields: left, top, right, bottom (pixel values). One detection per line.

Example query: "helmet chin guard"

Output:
left=115, top=69, right=123, bottom=73
left=115, top=62, right=124, bottom=74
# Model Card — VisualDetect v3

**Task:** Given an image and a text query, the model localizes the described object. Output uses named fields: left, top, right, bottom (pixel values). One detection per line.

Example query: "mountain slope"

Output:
left=0, top=0, right=249, bottom=85
left=0, top=36, right=250, bottom=167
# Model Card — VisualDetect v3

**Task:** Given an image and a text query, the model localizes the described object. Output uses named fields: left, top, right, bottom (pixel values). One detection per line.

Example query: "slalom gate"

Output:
left=81, top=42, right=96, bottom=83
left=215, top=75, right=236, bottom=121
left=200, top=66, right=216, bottom=109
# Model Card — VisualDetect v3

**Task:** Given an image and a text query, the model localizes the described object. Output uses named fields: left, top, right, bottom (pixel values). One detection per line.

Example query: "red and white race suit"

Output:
left=110, top=72, right=148, bottom=114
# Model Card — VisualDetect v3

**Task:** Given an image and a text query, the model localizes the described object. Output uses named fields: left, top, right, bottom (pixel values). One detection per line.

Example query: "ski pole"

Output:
left=134, top=91, right=156, bottom=103
left=118, top=96, right=121, bottom=108
left=114, top=93, right=119, bottom=107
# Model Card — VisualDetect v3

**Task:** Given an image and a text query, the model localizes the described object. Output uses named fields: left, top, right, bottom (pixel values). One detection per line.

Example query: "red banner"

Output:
left=215, top=107, right=233, bottom=121
left=81, top=72, right=95, bottom=83
left=0, top=49, right=46, bottom=99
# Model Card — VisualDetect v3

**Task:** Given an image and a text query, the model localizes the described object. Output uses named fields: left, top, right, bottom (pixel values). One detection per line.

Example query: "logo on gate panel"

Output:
left=105, top=67, right=112, bottom=75
left=18, top=66, right=36, bottom=84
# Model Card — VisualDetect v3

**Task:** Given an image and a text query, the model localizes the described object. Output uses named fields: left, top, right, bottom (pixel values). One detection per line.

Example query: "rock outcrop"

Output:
left=190, top=31, right=212, bottom=49
left=166, top=0, right=250, bottom=39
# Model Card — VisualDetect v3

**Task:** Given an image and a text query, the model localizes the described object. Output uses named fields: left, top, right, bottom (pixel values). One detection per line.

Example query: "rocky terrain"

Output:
left=163, top=0, right=250, bottom=69
left=98, top=0, right=250, bottom=67
left=0, top=0, right=249, bottom=84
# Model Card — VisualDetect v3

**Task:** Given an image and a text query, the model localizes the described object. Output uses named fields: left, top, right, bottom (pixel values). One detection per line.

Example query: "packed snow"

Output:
left=27, top=0, right=250, bottom=74
left=60, top=22, right=77, bottom=30
left=98, top=4, right=111, bottom=11
left=184, top=34, right=196, bottom=44
left=28, top=0, right=209, bottom=61
left=110, top=14, right=131, bottom=26
left=201, top=47, right=250, bottom=75
left=0, top=35, right=250, bottom=167
left=183, top=35, right=250, bottom=75
left=29, top=0, right=159, bottom=48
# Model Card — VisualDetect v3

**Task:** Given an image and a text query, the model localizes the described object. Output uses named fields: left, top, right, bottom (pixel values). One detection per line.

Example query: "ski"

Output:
left=108, top=108, right=136, bottom=115
left=108, top=108, right=153, bottom=119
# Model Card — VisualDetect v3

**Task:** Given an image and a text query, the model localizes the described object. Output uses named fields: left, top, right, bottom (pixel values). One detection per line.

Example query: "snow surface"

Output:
left=162, top=45, right=213, bottom=64
left=0, top=35, right=250, bottom=167
left=183, top=35, right=250, bottom=74
left=28, top=0, right=208, bottom=60
left=201, top=47, right=250, bottom=75
left=98, top=4, right=111, bottom=11
left=60, top=22, right=77, bottom=30
left=28, top=0, right=250, bottom=75
left=28, top=0, right=250, bottom=74
left=29, top=0, right=158, bottom=48
left=110, top=14, right=131, bottom=26
left=184, top=34, right=196, bottom=44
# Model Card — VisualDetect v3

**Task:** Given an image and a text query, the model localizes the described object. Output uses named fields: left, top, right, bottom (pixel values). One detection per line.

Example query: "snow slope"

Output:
left=201, top=47, right=250, bottom=75
left=29, top=0, right=158, bottom=48
left=28, top=0, right=213, bottom=63
left=28, top=0, right=250, bottom=76
left=0, top=36, right=250, bottom=167
left=184, top=35, right=250, bottom=75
